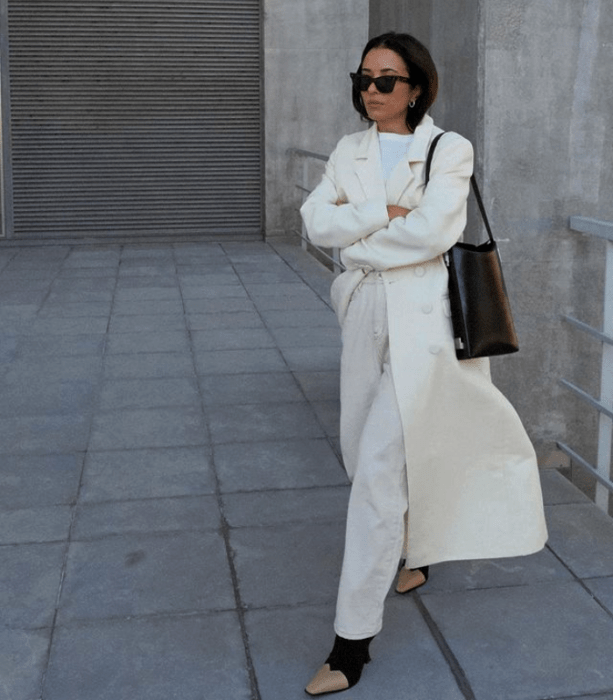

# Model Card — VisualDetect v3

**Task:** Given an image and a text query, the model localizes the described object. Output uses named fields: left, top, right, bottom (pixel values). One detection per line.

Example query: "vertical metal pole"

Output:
left=332, top=247, right=341, bottom=275
left=596, top=238, right=613, bottom=511
left=300, top=158, right=308, bottom=251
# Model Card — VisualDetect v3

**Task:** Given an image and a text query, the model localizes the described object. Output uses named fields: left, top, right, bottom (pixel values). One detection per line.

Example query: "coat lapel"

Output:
left=354, top=124, right=387, bottom=203
left=386, top=114, right=438, bottom=205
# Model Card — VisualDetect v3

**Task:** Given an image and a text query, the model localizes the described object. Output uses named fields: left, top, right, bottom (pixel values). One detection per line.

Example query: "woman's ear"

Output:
left=410, top=85, right=422, bottom=103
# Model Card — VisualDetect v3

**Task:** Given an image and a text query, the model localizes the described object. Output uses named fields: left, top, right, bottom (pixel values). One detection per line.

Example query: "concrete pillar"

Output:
left=263, top=0, right=369, bottom=238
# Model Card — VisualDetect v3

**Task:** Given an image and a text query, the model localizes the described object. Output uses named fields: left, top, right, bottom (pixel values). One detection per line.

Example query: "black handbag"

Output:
left=425, top=133, right=519, bottom=360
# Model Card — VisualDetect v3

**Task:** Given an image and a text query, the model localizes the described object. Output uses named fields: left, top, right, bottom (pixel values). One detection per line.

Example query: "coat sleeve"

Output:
left=300, top=138, right=389, bottom=249
left=341, top=133, right=473, bottom=271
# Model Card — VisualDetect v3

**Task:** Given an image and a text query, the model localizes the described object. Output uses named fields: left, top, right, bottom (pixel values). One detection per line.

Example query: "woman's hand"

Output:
left=387, top=205, right=411, bottom=220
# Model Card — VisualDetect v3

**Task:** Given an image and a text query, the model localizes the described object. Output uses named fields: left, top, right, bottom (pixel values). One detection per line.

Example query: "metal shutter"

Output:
left=6, top=0, right=262, bottom=240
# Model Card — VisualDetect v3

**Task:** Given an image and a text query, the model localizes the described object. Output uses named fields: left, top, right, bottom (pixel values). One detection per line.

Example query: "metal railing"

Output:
left=558, top=216, right=613, bottom=512
left=287, top=147, right=344, bottom=275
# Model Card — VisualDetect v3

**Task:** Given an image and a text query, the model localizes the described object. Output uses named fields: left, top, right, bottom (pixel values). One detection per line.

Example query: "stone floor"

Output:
left=1, top=239, right=613, bottom=700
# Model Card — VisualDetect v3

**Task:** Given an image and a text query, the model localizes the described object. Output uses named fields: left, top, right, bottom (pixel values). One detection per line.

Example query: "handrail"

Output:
left=558, top=215, right=613, bottom=513
left=287, top=147, right=345, bottom=275
left=569, top=216, right=613, bottom=243
left=287, top=147, right=328, bottom=162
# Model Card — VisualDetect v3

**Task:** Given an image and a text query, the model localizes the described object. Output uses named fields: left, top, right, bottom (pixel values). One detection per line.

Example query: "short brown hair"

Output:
left=352, top=32, right=439, bottom=132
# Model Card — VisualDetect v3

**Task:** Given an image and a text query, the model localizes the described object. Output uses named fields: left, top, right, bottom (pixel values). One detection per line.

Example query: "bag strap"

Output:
left=425, top=132, right=494, bottom=243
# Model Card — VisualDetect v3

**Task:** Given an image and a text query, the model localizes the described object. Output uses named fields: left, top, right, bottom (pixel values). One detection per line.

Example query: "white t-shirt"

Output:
left=378, top=132, right=414, bottom=181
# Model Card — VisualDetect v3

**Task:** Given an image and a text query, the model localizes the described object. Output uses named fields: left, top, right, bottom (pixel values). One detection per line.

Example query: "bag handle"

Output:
left=425, top=132, right=494, bottom=243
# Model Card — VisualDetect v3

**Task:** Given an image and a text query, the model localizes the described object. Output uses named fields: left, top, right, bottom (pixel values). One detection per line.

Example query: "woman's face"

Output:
left=360, top=47, right=421, bottom=133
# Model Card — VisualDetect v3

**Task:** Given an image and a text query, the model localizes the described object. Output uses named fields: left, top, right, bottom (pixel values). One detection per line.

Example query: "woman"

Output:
left=300, top=32, right=548, bottom=696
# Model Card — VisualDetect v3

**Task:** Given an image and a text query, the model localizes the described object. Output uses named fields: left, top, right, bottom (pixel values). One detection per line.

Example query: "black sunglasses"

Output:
left=350, top=72, right=412, bottom=94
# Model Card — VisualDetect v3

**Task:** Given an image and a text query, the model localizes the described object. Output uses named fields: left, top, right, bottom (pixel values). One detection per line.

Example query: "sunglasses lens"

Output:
left=375, top=77, right=395, bottom=93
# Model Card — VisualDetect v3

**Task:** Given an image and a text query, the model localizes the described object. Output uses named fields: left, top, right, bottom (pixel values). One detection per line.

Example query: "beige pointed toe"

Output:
left=305, top=664, right=349, bottom=696
left=395, top=566, right=427, bottom=594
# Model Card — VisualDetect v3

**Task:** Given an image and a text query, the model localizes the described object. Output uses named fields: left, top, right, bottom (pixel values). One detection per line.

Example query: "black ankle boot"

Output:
left=305, top=635, right=374, bottom=695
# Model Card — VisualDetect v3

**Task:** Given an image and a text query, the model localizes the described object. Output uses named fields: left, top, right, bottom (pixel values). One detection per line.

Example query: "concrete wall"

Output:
left=481, top=0, right=613, bottom=474
left=263, top=0, right=369, bottom=238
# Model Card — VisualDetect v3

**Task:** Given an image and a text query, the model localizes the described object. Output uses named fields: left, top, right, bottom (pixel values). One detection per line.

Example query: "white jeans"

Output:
left=334, top=274, right=409, bottom=640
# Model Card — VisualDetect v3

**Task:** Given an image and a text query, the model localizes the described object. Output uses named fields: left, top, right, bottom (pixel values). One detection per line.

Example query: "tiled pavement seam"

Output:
left=1, top=241, right=613, bottom=700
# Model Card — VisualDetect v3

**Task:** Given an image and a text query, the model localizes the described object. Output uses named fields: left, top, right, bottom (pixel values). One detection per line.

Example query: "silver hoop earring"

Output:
left=409, top=100, right=416, bottom=109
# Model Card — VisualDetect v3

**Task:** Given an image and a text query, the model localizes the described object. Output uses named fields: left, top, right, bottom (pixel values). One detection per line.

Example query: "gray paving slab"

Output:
left=2, top=355, right=103, bottom=384
left=58, top=531, right=234, bottom=623
left=247, top=283, right=325, bottom=300
left=0, top=274, right=56, bottom=289
left=98, top=377, right=201, bottom=411
left=0, top=542, right=66, bottom=628
left=103, top=352, right=195, bottom=379
left=193, top=347, right=288, bottom=375
left=111, top=298, right=185, bottom=316
left=105, top=329, right=191, bottom=354
left=117, top=263, right=176, bottom=277
left=179, top=283, right=250, bottom=300
left=310, top=400, right=341, bottom=437
left=545, top=503, right=613, bottom=577
left=269, top=326, right=341, bottom=350
left=56, top=265, right=117, bottom=278
left=199, top=371, right=305, bottom=406
left=208, top=402, right=325, bottom=444
left=421, top=581, right=613, bottom=700
left=214, top=437, right=347, bottom=492
left=180, top=272, right=240, bottom=286
left=115, top=275, right=178, bottom=289
left=46, top=288, right=114, bottom=302
left=72, top=495, right=221, bottom=540
left=0, top=453, right=83, bottom=509
left=230, top=521, right=345, bottom=608
left=108, top=313, right=187, bottom=333
left=21, top=316, right=109, bottom=336
left=63, top=251, right=120, bottom=268
left=294, top=371, right=340, bottom=402
left=187, top=310, right=265, bottom=330
left=50, top=277, right=116, bottom=294
left=222, top=486, right=349, bottom=528
left=0, top=627, right=50, bottom=700
left=280, top=345, right=341, bottom=372
left=0, top=413, right=91, bottom=454
left=37, top=300, right=113, bottom=318
left=44, top=612, right=253, bottom=700
left=184, top=296, right=255, bottom=313
left=0, top=505, right=73, bottom=545
left=583, top=576, right=613, bottom=617
left=420, top=548, right=574, bottom=593
left=191, top=327, right=276, bottom=352
left=258, top=308, right=338, bottom=328
left=540, top=468, right=592, bottom=505
left=80, top=447, right=215, bottom=501
left=89, top=406, right=207, bottom=450
left=122, top=245, right=176, bottom=259
left=0, top=379, right=95, bottom=417
left=113, top=286, right=182, bottom=301
left=16, top=333, right=106, bottom=357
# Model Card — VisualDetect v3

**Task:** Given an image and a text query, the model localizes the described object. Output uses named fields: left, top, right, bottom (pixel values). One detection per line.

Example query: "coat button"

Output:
left=414, top=266, right=426, bottom=277
left=428, top=345, right=441, bottom=355
left=422, top=303, right=433, bottom=314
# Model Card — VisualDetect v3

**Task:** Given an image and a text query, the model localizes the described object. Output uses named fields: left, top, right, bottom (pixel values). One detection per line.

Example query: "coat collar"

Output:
left=353, top=115, right=440, bottom=203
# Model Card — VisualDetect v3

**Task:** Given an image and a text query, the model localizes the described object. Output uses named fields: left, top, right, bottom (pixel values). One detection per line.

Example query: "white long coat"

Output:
left=301, top=115, right=548, bottom=567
